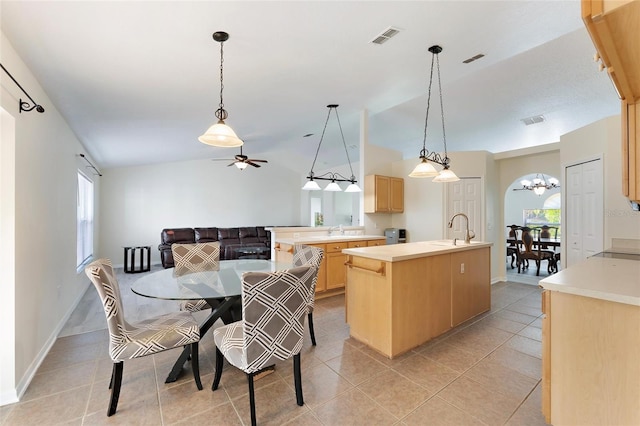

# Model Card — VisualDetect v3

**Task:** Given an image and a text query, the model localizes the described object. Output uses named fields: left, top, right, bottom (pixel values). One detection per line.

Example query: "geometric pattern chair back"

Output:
left=172, top=242, right=220, bottom=277
left=84, top=258, right=200, bottom=361
left=292, top=244, right=324, bottom=311
left=217, top=266, right=314, bottom=374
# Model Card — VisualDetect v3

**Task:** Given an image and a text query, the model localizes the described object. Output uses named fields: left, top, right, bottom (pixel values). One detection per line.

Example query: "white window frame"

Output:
left=77, top=171, right=94, bottom=269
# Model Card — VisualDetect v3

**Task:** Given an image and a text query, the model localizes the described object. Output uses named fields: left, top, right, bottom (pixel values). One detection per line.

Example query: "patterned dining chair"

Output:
left=84, top=259, right=202, bottom=416
left=171, top=242, right=221, bottom=313
left=212, top=266, right=315, bottom=426
left=293, top=244, right=324, bottom=345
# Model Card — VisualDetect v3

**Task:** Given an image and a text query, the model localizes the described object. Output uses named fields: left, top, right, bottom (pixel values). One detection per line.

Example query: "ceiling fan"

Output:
left=212, top=145, right=268, bottom=170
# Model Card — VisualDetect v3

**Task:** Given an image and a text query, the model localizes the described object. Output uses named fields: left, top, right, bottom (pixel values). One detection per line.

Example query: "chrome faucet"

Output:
left=448, top=213, right=474, bottom=244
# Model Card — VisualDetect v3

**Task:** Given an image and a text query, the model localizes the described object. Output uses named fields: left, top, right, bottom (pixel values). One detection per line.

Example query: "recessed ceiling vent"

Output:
left=521, top=115, right=545, bottom=126
left=370, top=27, right=401, bottom=45
left=462, top=53, right=485, bottom=64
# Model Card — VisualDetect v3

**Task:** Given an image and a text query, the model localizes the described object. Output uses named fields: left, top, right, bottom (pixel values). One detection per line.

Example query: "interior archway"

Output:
left=504, top=173, right=561, bottom=284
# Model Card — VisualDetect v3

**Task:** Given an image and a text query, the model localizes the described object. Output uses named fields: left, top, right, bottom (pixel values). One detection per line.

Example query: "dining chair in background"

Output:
left=515, top=228, right=556, bottom=276
left=171, top=242, right=221, bottom=313
left=506, top=224, right=520, bottom=269
left=293, top=244, right=325, bottom=345
left=212, top=266, right=315, bottom=426
left=84, top=259, right=202, bottom=416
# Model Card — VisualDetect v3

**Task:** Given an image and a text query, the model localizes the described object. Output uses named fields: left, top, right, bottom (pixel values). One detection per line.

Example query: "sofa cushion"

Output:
left=218, top=228, right=239, bottom=241
left=161, top=228, right=195, bottom=245
left=195, top=227, right=218, bottom=243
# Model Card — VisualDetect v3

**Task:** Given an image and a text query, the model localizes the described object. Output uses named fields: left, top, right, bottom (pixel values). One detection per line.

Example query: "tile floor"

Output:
left=0, top=266, right=548, bottom=426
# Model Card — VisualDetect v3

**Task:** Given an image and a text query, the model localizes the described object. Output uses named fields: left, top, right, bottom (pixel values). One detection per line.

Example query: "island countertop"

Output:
left=539, top=255, right=640, bottom=306
left=342, top=240, right=493, bottom=262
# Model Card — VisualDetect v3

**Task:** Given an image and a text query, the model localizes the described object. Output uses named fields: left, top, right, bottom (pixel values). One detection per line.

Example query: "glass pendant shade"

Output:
left=520, top=179, right=532, bottom=187
left=302, top=180, right=321, bottom=191
left=324, top=181, right=342, bottom=191
left=344, top=182, right=362, bottom=192
left=235, top=161, right=248, bottom=170
left=409, top=159, right=438, bottom=177
left=534, top=186, right=546, bottom=196
left=432, top=168, right=460, bottom=182
left=199, top=121, right=243, bottom=147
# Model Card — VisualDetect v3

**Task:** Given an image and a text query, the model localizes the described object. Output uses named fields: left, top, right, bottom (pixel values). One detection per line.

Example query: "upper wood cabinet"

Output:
left=582, top=0, right=640, bottom=103
left=582, top=0, right=640, bottom=202
left=364, top=175, right=404, bottom=213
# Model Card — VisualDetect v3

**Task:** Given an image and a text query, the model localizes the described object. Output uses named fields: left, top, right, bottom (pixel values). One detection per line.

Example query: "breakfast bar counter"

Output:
left=343, top=240, right=492, bottom=358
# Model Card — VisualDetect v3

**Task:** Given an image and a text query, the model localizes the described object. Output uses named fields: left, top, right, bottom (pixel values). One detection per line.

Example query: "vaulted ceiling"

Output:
left=1, top=1, right=620, bottom=173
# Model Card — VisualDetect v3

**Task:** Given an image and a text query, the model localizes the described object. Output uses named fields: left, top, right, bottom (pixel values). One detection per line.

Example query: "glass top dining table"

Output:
left=132, top=259, right=292, bottom=383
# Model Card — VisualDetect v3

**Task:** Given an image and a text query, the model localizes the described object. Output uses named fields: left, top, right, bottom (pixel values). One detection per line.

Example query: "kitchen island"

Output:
left=342, top=240, right=492, bottom=358
left=539, top=250, right=640, bottom=426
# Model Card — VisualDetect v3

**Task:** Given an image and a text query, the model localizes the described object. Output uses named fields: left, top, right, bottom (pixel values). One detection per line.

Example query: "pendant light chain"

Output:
left=218, top=40, right=225, bottom=113
left=309, top=107, right=333, bottom=174
left=436, top=53, right=449, bottom=160
left=421, top=51, right=436, bottom=156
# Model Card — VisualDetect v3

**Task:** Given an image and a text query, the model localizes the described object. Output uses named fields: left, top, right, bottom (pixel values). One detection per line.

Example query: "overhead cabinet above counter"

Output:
left=364, top=174, right=404, bottom=213
left=582, top=0, right=640, bottom=202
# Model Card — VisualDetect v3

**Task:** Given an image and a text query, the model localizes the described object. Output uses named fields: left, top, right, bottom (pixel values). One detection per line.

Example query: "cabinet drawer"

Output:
left=367, top=239, right=385, bottom=247
left=326, top=241, right=348, bottom=253
left=348, top=241, right=367, bottom=249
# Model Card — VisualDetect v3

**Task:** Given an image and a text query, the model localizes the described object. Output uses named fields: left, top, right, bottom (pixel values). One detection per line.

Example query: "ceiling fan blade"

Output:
left=227, top=162, right=237, bottom=167
left=247, top=161, right=261, bottom=168
left=211, top=158, right=235, bottom=162
left=247, top=159, right=268, bottom=163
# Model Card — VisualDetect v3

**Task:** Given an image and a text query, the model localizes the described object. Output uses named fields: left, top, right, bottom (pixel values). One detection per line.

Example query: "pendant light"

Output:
left=514, top=174, right=560, bottom=195
left=409, top=45, right=459, bottom=182
left=302, top=104, right=361, bottom=192
left=198, top=31, right=243, bottom=148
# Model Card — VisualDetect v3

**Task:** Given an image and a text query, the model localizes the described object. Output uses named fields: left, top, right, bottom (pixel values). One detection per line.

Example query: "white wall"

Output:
left=560, top=115, right=640, bottom=245
left=99, top=159, right=302, bottom=265
left=0, top=32, right=99, bottom=404
left=505, top=183, right=561, bottom=228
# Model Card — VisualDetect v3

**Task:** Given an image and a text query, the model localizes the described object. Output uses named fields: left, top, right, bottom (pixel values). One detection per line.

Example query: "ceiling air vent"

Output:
left=462, top=53, right=485, bottom=64
left=521, top=115, right=545, bottom=126
left=370, top=27, right=401, bottom=45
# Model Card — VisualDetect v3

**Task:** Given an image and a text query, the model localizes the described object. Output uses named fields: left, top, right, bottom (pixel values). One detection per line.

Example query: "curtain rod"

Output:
left=0, top=62, right=45, bottom=114
left=79, top=154, right=102, bottom=177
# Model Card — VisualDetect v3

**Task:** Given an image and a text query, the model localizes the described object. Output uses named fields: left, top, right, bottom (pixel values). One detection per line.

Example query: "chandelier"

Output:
left=409, top=45, right=459, bottom=182
left=198, top=31, right=243, bottom=148
left=302, top=105, right=361, bottom=192
left=515, top=174, right=560, bottom=196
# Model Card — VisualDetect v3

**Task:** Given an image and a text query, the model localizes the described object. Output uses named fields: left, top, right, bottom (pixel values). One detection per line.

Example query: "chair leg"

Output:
left=293, top=353, right=304, bottom=406
left=535, top=260, right=541, bottom=276
left=308, top=312, right=316, bottom=346
left=247, top=372, right=257, bottom=426
left=212, top=347, right=224, bottom=391
left=108, top=362, right=123, bottom=416
left=190, top=342, right=203, bottom=390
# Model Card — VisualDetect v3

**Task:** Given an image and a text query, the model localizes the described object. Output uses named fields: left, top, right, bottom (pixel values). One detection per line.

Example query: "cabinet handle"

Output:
left=344, top=261, right=385, bottom=276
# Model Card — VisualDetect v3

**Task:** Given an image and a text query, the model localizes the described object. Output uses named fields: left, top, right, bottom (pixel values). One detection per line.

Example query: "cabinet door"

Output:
left=308, top=243, right=327, bottom=293
left=390, top=177, right=404, bottom=212
left=542, top=290, right=551, bottom=424
left=375, top=175, right=391, bottom=212
left=450, top=248, right=490, bottom=327
left=623, top=99, right=639, bottom=202
left=274, top=243, right=293, bottom=263
left=326, top=252, right=347, bottom=290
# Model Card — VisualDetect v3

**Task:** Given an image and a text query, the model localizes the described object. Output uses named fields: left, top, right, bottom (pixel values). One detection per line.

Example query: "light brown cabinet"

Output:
left=582, top=0, right=640, bottom=202
left=541, top=289, right=640, bottom=425
left=274, top=242, right=294, bottom=263
left=346, top=246, right=491, bottom=358
left=364, top=175, right=404, bottom=213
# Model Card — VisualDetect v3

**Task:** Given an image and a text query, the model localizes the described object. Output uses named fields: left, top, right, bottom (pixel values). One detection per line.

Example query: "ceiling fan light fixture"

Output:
left=235, top=161, right=249, bottom=170
left=409, top=45, right=458, bottom=182
left=199, top=31, right=243, bottom=149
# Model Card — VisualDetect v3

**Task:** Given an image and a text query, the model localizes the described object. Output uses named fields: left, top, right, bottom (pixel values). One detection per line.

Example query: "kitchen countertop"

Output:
left=539, top=255, right=640, bottom=307
left=342, top=240, right=492, bottom=262
left=275, top=235, right=386, bottom=245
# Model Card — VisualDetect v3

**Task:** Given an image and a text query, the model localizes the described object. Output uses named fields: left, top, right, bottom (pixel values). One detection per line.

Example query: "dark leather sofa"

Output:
left=158, top=226, right=271, bottom=268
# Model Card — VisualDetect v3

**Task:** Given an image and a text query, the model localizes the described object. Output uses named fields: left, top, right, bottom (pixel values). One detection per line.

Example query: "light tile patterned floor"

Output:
left=0, top=266, right=548, bottom=425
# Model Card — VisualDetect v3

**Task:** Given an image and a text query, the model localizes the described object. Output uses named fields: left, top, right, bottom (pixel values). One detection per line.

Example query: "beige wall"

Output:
left=0, top=32, right=99, bottom=403
left=560, top=115, right=640, bottom=245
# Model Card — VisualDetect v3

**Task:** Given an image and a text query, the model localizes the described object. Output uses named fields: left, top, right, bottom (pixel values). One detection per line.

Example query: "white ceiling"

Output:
left=0, top=1, right=621, bottom=174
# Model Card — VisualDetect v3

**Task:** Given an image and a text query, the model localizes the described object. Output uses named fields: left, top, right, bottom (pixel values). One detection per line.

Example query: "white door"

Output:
left=446, top=177, right=483, bottom=241
left=565, top=158, right=603, bottom=267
